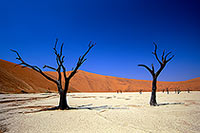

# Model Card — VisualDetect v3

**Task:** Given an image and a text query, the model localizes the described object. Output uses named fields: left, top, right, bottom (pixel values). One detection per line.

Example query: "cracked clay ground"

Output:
left=0, top=92, right=200, bottom=133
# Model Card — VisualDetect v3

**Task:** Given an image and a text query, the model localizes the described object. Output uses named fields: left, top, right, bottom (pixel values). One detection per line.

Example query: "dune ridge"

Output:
left=0, top=59, right=199, bottom=93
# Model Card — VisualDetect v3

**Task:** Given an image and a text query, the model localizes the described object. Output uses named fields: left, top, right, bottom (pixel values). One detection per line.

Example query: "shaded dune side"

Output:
left=0, top=59, right=200, bottom=93
left=0, top=59, right=79, bottom=93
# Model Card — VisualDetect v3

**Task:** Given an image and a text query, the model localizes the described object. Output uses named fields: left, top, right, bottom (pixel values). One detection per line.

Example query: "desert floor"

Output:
left=0, top=91, right=200, bottom=133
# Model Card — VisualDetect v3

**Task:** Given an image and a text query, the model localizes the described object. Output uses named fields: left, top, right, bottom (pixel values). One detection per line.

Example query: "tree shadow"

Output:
left=157, top=102, right=184, bottom=106
left=17, top=102, right=185, bottom=114
left=68, top=104, right=128, bottom=110
left=22, top=104, right=127, bottom=114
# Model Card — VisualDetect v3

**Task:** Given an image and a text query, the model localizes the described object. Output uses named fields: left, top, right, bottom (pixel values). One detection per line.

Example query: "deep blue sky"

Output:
left=0, top=0, right=200, bottom=81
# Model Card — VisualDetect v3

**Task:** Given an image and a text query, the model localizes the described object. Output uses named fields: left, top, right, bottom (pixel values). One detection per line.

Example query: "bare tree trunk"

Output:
left=150, top=77, right=157, bottom=106
left=138, top=43, right=174, bottom=106
left=58, top=91, right=69, bottom=110
left=58, top=80, right=70, bottom=110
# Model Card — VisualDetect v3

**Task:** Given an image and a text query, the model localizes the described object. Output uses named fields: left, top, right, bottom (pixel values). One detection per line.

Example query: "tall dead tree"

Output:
left=138, top=43, right=174, bottom=106
left=11, top=39, right=95, bottom=110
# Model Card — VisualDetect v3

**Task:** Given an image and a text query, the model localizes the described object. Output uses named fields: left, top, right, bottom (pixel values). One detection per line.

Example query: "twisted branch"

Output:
left=11, top=39, right=95, bottom=94
left=68, top=41, right=95, bottom=80
left=10, top=49, right=58, bottom=84
left=138, top=42, right=175, bottom=78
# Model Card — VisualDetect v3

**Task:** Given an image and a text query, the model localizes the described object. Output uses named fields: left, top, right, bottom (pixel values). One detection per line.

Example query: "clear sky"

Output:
left=0, top=0, right=200, bottom=81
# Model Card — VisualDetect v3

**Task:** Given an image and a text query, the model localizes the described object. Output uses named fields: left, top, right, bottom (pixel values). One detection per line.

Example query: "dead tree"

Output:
left=138, top=43, right=174, bottom=106
left=166, top=88, right=169, bottom=94
left=139, top=89, right=142, bottom=94
left=177, top=89, right=181, bottom=94
left=11, top=39, right=95, bottom=110
left=187, top=88, right=190, bottom=93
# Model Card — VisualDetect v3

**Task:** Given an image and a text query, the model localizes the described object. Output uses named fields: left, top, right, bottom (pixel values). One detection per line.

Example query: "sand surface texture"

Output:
left=1, top=92, right=200, bottom=133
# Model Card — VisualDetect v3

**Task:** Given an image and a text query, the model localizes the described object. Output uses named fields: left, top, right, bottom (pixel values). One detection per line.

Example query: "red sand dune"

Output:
left=0, top=59, right=200, bottom=93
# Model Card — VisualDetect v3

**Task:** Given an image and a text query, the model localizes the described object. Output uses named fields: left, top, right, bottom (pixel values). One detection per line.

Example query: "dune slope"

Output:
left=0, top=59, right=199, bottom=93
left=0, top=59, right=79, bottom=93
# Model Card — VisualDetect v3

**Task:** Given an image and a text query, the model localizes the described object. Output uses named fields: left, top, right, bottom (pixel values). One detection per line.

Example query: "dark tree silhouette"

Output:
left=138, top=43, right=174, bottom=106
left=177, top=89, right=181, bottom=94
left=139, top=89, right=142, bottom=94
left=166, top=88, right=169, bottom=94
left=11, top=39, right=95, bottom=110
left=187, top=88, right=190, bottom=93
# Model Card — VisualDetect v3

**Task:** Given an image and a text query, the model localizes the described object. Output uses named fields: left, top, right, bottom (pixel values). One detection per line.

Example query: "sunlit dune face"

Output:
left=0, top=59, right=199, bottom=94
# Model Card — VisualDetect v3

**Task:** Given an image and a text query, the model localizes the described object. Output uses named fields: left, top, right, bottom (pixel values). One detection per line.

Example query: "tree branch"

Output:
left=151, top=64, right=155, bottom=73
left=164, top=51, right=172, bottom=61
left=138, top=64, right=154, bottom=76
left=43, top=65, right=57, bottom=71
left=166, top=55, right=175, bottom=62
left=152, top=42, right=162, bottom=65
left=68, top=41, right=95, bottom=80
left=53, top=38, right=59, bottom=55
left=161, top=50, right=165, bottom=62
left=155, top=64, right=165, bottom=77
left=11, top=49, right=58, bottom=84
left=60, top=42, right=64, bottom=56
left=53, top=39, right=64, bottom=91
left=52, top=39, right=68, bottom=92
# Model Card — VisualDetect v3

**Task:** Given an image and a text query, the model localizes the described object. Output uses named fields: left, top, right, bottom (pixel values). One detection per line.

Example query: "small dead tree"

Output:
left=138, top=43, right=174, bottom=106
left=11, top=39, right=95, bottom=110
left=139, top=89, right=142, bottom=94
left=187, top=88, right=190, bottom=93
left=166, top=88, right=169, bottom=94
left=177, top=89, right=181, bottom=94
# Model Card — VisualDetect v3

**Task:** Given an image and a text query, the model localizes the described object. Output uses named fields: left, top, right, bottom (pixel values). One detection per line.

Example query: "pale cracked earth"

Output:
left=0, top=92, right=200, bottom=133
